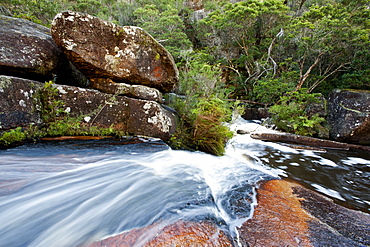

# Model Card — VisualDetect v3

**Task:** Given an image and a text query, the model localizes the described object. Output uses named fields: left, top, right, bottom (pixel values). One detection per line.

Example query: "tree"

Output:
left=133, top=2, right=192, bottom=60
left=282, top=3, right=370, bottom=93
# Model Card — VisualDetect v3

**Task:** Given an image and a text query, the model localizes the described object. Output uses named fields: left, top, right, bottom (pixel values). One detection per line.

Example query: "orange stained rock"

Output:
left=89, top=220, right=233, bottom=247
left=238, top=179, right=313, bottom=247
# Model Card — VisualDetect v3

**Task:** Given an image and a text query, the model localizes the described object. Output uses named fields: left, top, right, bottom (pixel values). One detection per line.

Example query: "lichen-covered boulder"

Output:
left=51, top=84, right=176, bottom=140
left=328, top=89, right=370, bottom=145
left=51, top=11, right=178, bottom=93
left=90, top=78, right=163, bottom=103
left=0, top=15, right=89, bottom=87
left=0, top=15, right=61, bottom=82
left=0, top=76, right=42, bottom=130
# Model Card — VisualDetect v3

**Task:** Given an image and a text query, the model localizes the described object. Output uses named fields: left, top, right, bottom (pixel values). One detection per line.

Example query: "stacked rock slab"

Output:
left=0, top=75, right=176, bottom=140
left=51, top=11, right=178, bottom=93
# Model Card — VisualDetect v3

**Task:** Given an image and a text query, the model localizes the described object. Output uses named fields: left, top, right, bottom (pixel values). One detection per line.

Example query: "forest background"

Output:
left=1, top=0, right=369, bottom=155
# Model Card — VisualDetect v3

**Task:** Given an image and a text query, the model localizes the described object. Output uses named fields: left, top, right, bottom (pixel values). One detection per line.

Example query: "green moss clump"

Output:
left=0, top=127, right=27, bottom=147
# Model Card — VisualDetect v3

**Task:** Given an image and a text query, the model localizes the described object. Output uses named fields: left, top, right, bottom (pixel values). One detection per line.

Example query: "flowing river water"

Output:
left=0, top=118, right=369, bottom=246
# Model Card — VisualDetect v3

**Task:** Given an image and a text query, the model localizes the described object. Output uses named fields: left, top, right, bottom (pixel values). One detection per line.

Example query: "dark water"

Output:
left=229, top=118, right=370, bottom=213
left=0, top=118, right=369, bottom=246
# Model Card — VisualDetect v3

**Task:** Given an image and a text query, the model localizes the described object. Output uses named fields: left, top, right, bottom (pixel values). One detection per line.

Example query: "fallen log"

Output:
left=250, top=132, right=370, bottom=152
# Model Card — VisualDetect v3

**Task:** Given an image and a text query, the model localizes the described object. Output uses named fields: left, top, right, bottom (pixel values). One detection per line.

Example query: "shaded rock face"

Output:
left=0, top=15, right=88, bottom=87
left=51, top=11, right=178, bottom=93
left=328, top=89, right=370, bottom=145
left=239, top=180, right=370, bottom=247
left=242, top=107, right=271, bottom=120
left=0, top=76, right=42, bottom=130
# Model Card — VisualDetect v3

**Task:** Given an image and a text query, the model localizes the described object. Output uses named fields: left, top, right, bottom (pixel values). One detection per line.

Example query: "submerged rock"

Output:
left=328, top=89, right=370, bottom=145
left=51, top=11, right=178, bottom=93
left=239, top=180, right=370, bottom=247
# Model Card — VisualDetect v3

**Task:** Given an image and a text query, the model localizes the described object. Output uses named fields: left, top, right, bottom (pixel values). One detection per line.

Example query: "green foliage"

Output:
left=283, top=2, right=370, bottom=92
left=176, top=51, right=226, bottom=98
left=1, top=0, right=59, bottom=26
left=166, top=51, right=234, bottom=155
left=39, top=81, right=65, bottom=122
left=0, top=127, right=26, bottom=147
left=269, top=90, right=327, bottom=137
left=168, top=96, right=233, bottom=156
left=133, top=2, right=192, bottom=60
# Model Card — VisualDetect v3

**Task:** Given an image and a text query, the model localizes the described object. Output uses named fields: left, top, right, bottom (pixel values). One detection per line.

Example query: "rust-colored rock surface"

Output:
left=328, top=89, right=370, bottom=145
left=51, top=11, right=178, bottom=93
left=239, top=180, right=370, bottom=247
left=88, top=220, right=233, bottom=247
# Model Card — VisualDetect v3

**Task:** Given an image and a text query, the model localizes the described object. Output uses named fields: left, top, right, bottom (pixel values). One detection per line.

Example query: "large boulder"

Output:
left=51, top=11, right=178, bottom=93
left=0, top=15, right=87, bottom=86
left=0, top=76, right=176, bottom=140
left=328, top=89, right=370, bottom=145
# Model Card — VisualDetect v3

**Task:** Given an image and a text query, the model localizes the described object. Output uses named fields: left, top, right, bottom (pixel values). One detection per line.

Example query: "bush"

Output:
left=269, top=89, right=328, bottom=137
left=168, top=97, right=233, bottom=156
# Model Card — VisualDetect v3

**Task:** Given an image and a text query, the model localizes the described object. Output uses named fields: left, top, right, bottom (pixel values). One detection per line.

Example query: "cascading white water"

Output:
left=0, top=117, right=369, bottom=246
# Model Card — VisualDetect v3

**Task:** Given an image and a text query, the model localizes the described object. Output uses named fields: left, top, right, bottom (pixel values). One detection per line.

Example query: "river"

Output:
left=0, top=117, right=369, bottom=246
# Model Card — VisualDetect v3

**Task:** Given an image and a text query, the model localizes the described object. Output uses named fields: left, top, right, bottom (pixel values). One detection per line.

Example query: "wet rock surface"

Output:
left=51, top=11, right=178, bottom=93
left=239, top=180, right=370, bottom=247
left=88, top=220, right=233, bottom=247
left=328, top=89, right=370, bottom=145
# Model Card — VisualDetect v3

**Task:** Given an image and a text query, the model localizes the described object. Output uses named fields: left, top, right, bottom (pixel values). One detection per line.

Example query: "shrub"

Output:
left=269, top=89, right=328, bottom=137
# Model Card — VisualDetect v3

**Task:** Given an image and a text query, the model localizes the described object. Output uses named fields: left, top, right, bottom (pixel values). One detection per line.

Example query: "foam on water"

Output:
left=0, top=117, right=369, bottom=246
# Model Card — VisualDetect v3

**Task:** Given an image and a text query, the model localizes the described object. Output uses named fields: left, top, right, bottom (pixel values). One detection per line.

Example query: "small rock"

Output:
left=236, top=129, right=250, bottom=135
